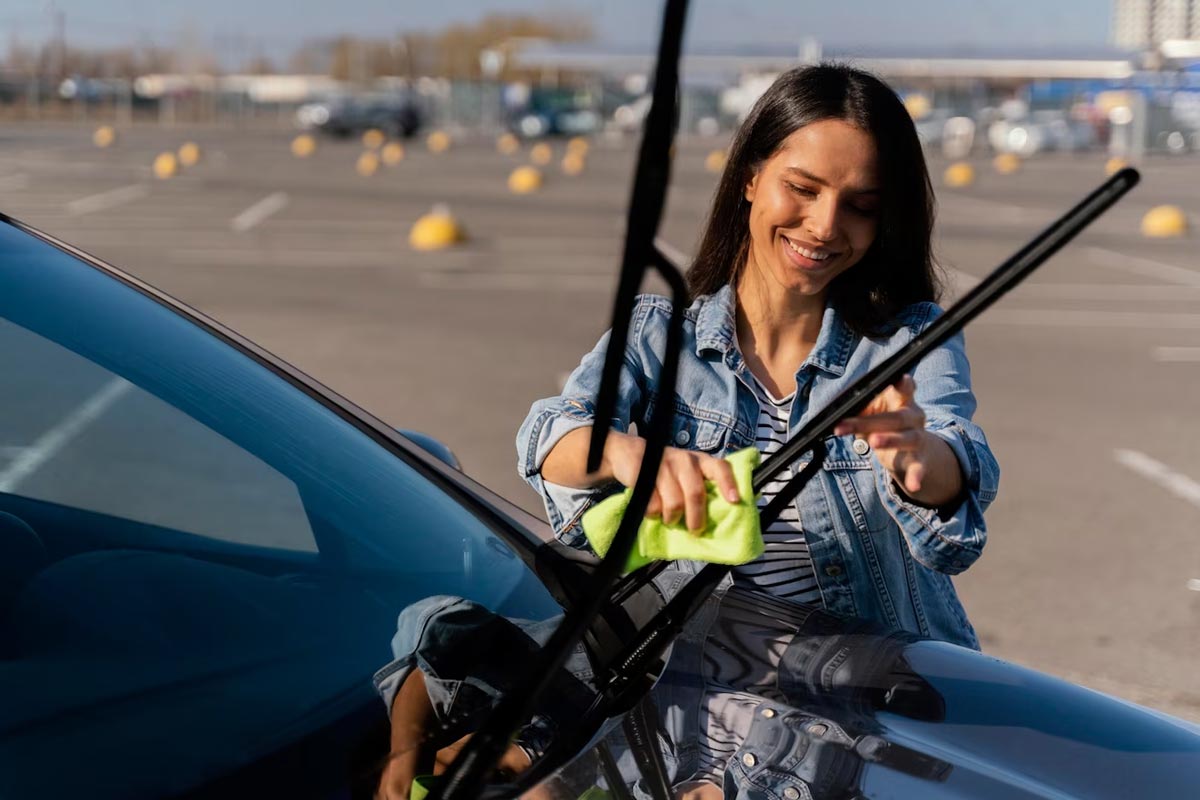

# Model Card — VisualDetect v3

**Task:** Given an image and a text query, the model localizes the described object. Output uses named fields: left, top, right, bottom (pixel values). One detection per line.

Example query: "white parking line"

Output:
left=978, top=309, right=1200, bottom=329
left=0, top=173, right=30, bottom=191
left=418, top=271, right=612, bottom=292
left=1188, top=579, right=1200, bottom=592
left=1152, top=347, right=1200, bottom=362
left=654, top=236, right=690, bottom=268
left=231, top=191, right=289, bottom=233
left=1017, top=284, right=1200, bottom=302
left=0, top=378, right=132, bottom=492
left=1087, top=247, right=1200, bottom=287
left=65, top=184, right=148, bottom=216
left=939, top=194, right=1048, bottom=224
left=1113, top=449, right=1200, bottom=510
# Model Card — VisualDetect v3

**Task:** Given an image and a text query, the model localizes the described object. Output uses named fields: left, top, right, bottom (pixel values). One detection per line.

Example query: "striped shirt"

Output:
left=688, top=587, right=819, bottom=786
left=731, top=372, right=823, bottom=605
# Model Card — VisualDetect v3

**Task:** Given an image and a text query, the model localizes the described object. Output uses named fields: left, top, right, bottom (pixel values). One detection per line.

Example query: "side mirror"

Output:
left=397, top=429, right=462, bottom=472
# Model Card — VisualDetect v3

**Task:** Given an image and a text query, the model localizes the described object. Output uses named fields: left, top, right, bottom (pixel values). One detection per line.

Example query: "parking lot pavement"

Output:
left=1, top=122, right=1198, bottom=720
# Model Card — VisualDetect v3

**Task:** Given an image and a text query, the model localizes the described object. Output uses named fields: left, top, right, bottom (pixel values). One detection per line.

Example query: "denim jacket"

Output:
left=516, top=285, right=1000, bottom=650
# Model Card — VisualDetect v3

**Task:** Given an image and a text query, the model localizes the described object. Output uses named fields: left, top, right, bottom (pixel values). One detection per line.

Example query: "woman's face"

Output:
left=742, top=118, right=881, bottom=305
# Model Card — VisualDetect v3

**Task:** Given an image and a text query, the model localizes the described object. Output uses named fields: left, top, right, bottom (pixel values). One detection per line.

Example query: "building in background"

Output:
left=1112, top=0, right=1200, bottom=50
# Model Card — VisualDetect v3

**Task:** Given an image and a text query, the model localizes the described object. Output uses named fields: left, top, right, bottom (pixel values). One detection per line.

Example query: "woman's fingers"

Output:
left=866, top=429, right=923, bottom=450
left=639, top=450, right=741, bottom=532
left=699, top=455, right=742, bottom=504
left=902, top=457, right=926, bottom=494
left=645, top=488, right=663, bottom=519
left=655, top=464, right=685, bottom=526
left=677, top=455, right=710, bottom=533
left=834, top=407, right=924, bottom=436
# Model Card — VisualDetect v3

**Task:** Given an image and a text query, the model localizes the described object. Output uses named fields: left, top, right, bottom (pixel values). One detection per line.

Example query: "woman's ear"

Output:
left=744, top=170, right=758, bottom=203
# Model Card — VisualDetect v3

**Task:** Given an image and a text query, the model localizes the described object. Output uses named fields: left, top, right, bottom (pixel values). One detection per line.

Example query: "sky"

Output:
left=2, top=0, right=1115, bottom=60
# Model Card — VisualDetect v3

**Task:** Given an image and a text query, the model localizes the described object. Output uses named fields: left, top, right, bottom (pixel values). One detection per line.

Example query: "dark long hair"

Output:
left=687, top=63, right=940, bottom=337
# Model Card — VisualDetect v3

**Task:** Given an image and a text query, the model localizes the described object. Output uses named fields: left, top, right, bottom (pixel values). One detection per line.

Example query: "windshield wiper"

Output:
left=429, top=2, right=692, bottom=798
left=592, top=168, right=1140, bottom=705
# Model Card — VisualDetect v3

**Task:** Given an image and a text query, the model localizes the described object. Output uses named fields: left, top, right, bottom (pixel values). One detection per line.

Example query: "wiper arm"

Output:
left=592, top=166, right=1141, bottom=710
left=753, top=165, right=1141, bottom=512
left=429, top=2, right=691, bottom=799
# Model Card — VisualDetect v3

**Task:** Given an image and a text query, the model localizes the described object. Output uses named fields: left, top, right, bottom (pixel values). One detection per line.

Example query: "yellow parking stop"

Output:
left=178, top=142, right=202, bottom=167
left=410, top=205, right=464, bottom=250
left=1141, top=205, right=1188, bottom=238
left=944, top=162, right=975, bottom=188
left=153, top=152, right=178, bottom=179
left=509, top=165, right=544, bottom=194
left=291, top=135, right=317, bottom=158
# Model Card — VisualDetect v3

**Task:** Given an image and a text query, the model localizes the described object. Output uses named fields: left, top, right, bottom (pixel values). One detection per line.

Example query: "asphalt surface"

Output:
left=0, top=121, right=1197, bottom=721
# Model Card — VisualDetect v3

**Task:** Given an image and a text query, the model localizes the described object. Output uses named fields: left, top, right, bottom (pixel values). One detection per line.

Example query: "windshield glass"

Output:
left=0, top=220, right=559, bottom=798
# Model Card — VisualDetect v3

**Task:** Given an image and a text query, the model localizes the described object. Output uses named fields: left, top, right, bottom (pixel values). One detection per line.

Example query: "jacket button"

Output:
left=674, top=429, right=691, bottom=446
left=741, top=753, right=757, bottom=767
left=852, top=437, right=870, bottom=456
left=824, top=564, right=842, bottom=577
left=783, top=788, right=801, bottom=800
left=760, top=707, right=775, bottom=718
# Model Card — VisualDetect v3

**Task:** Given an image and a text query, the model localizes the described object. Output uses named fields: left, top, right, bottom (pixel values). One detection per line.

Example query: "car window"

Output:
left=0, top=318, right=317, bottom=551
left=0, top=220, right=560, bottom=799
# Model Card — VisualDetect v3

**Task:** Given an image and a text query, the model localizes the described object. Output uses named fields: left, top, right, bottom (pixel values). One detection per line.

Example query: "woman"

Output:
left=517, top=63, right=999, bottom=650
left=374, top=63, right=1001, bottom=800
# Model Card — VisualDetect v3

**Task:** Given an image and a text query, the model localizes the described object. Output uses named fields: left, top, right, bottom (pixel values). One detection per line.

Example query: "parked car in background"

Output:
left=507, top=87, right=601, bottom=138
left=299, top=95, right=422, bottom=139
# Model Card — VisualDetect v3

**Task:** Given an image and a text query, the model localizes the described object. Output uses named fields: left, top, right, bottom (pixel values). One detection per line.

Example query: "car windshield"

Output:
left=0, top=219, right=560, bottom=798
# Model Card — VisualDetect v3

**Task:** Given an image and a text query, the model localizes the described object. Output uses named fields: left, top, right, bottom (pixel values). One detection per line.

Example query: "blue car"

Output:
left=1, top=204, right=1198, bottom=797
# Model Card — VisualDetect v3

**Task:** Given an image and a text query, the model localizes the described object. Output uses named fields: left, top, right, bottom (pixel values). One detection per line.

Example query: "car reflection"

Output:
left=374, top=582, right=952, bottom=799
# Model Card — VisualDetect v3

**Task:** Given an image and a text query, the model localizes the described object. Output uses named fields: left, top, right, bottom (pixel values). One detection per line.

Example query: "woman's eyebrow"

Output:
left=784, top=166, right=880, bottom=195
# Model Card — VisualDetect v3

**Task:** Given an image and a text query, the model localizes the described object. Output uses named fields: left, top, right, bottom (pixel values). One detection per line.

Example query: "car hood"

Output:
left=856, top=640, right=1200, bottom=797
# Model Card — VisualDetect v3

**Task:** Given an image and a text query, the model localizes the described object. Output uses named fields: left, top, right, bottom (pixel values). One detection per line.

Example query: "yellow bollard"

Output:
left=1141, top=205, right=1188, bottom=238
left=153, top=152, right=178, bottom=179
left=561, top=152, right=585, bottom=176
left=704, top=149, right=728, bottom=173
left=291, top=134, right=317, bottom=158
left=362, top=128, right=386, bottom=149
left=381, top=142, right=406, bottom=165
left=356, top=151, right=381, bottom=177
left=93, top=125, right=116, bottom=148
left=508, top=165, right=544, bottom=194
left=1105, top=156, right=1128, bottom=176
left=903, top=93, right=931, bottom=120
left=530, top=142, right=553, bottom=165
left=566, top=136, right=590, bottom=156
left=178, top=142, right=202, bottom=167
left=944, top=162, right=975, bottom=188
left=496, top=133, right=520, bottom=155
left=992, top=153, right=1020, bottom=175
left=410, top=205, right=464, bottom=250
left=427, top=130, right=451, bottom=153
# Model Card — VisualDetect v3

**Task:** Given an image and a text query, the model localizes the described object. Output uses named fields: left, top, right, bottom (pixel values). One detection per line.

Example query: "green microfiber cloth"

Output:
left=410, top=775, right=439, bottom=800
left=582, top=446, right=763, bottom=573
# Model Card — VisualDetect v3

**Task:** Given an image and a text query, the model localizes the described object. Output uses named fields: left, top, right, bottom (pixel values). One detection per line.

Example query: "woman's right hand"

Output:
left=604, top=432, right=742, bottom=533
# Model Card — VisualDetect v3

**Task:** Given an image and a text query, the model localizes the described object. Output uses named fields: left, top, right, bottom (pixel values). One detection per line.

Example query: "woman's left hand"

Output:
left=833, top=374, right=935, bottom=496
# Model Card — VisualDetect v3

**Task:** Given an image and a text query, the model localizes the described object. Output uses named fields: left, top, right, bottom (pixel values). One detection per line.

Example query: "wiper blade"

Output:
left=753, top=166, right=1141, bottom=510
left=430, top=2, right=691, bottom=798
left=591, top=165, right=1141, bottom=717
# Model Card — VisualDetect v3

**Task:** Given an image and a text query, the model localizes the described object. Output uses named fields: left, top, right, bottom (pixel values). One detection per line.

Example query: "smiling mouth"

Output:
left=782, top=236, right=838, bottom=266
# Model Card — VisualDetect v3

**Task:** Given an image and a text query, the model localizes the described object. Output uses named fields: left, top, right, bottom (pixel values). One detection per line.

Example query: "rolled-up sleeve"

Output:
left=516, top=321, right=648, bottom=548
left=874, top=306, right=1000, bottom=575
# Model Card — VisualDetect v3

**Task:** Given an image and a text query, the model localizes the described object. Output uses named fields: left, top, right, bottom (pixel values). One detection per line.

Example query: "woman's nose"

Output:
left=805, top=194, right=839, bottom=242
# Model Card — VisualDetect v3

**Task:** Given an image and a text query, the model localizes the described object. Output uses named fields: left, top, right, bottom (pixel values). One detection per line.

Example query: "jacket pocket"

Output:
left=646, top=398, right=733, bottom=453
